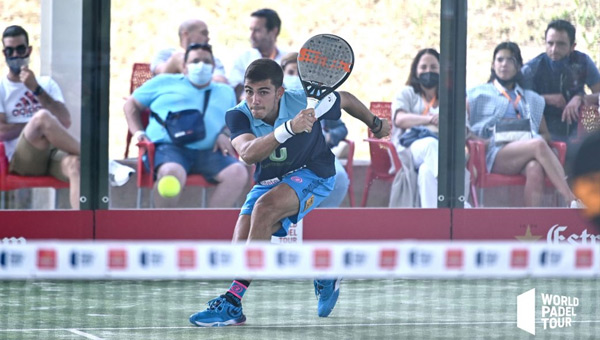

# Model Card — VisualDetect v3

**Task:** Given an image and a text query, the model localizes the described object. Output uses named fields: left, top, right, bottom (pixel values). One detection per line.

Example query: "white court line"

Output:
left=1, top=320, right=599, bottom=332
left=67, top=329, right=105, bottom=340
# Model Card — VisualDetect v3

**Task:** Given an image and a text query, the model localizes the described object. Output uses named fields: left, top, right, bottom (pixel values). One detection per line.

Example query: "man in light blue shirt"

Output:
left=124, top=43, right=248, bottom=208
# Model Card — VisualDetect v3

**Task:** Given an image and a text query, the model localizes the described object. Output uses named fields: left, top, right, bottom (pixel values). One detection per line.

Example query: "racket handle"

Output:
left=306, top=97, right=319, bottom=109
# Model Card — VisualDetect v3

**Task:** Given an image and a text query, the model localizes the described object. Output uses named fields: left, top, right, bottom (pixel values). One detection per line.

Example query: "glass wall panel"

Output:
left=1, top=0, right=82, bottom=209
left=465, top=1, right=600, bottom=208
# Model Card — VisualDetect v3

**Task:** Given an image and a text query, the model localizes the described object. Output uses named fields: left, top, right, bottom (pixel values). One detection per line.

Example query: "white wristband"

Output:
left=133, top=130, right=146, bottom=141
left=274, top=121, right=295, bottom=143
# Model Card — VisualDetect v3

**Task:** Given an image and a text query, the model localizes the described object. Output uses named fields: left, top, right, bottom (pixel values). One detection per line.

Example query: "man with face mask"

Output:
left=521, top=19, right=600, bottom=144
left=124, top=43, right=248, bottom=208
left=0, top=25, right=81, bottom=209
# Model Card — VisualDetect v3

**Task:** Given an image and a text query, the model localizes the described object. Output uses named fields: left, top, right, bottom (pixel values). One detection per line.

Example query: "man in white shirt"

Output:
left=0, top=25, right=80, bottom=209
left=228, top=8, right=286, bottom=101
left=151, top=19, right=227, bottom=84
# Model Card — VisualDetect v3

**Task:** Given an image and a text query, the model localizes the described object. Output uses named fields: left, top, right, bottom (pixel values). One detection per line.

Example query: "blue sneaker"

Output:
left=314, top=279, right=340, bottom=317
left=189, top=295, right=246, bottom=327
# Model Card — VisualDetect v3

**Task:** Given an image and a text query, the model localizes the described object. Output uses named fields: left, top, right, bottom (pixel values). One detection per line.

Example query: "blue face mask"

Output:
left=187, top=62, right=213, bottom=86
left=283, top=75, right=303, bottom=91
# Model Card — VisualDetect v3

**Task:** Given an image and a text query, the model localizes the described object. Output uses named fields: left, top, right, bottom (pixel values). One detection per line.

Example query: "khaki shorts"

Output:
left=9, top=132, right=68, bottom=182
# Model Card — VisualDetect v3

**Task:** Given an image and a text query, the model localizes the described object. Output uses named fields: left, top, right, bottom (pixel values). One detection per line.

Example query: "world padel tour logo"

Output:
left=517, top=288, right=579, bottom=335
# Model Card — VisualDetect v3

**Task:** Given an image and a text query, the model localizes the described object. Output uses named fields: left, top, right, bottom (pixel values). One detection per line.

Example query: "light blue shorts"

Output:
left=240, top=168, right=335, bottom=237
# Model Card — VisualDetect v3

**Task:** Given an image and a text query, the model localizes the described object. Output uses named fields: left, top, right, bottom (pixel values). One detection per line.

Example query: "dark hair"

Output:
left=184, top=43, right=213, bottom=63
left=251, top=8, right=281, bottom=35
left=487, top=41, right=523, bottom=83
left=2, top=25, right=29, bottom=46
left=245, top=58, right=283, bottom=88
left=406, top=48, right=439, bottom=95
left=545, top=19, right=576, bottom=45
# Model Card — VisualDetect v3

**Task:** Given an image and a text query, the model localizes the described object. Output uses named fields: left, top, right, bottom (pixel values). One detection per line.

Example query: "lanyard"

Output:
left=421, top=95, right=437, bottom=116
left=493, top=79, right=522, bottom=118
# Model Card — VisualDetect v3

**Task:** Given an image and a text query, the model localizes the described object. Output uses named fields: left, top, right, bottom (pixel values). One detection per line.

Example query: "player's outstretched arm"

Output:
left=338, top=91, right=390, bottom=138
left=231, top=133, right=280, bottom=165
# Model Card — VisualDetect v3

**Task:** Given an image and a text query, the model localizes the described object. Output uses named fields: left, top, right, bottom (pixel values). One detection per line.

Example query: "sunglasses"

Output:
left=3, top=44, right=28, bottom=57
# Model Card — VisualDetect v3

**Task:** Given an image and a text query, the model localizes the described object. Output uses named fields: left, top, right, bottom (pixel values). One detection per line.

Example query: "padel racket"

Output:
left=297, top=34, right=354, bottom=109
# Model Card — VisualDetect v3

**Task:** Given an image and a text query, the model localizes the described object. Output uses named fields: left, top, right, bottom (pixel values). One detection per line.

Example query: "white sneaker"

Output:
left=570, top=199, right=585, bottom=208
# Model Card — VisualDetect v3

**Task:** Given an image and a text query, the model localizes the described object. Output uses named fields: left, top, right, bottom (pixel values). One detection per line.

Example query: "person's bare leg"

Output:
left=22, top=110, right=80, bottom=155
left=529, top=140, right=576, bottom=202
left=209, top=163, right=249, bottom=208
left=522, top=160, right=544, bottom=207
left=61, top=155, right=80, bottom=209
left=153, top=162, right=187, bottom=208
left=492, top=139, right=576, bottom=202
left=247, top=183, right=299, bottom=242
left=232, top=214, right=251, bottom=243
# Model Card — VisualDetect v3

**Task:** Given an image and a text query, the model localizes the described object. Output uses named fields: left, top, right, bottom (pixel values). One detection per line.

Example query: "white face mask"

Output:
left=187, top=62, right=213, bottom=86
left=6, top=56, right=29, bottom=74
left=283, top=75, right=303, bottom=91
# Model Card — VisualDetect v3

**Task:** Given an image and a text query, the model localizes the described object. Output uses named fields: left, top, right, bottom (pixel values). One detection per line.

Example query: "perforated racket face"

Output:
left=297, top=34, right=354, bottom=100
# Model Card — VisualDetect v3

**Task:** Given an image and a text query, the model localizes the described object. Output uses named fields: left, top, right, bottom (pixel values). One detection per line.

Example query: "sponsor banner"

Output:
left=198, top=244, right=246, bottom=278
left=60, top=245, right=107, bottom=278
left=462, top=244, right=529, bottom=277
left=264, top=245, right=313, bottom=277
left=453, top=209, right=600, bottom=243
left=1, top=241, right=599, bottom=280
left=109, top=244, right=178, bottom=278
left=400, top=244, right=449, bottom=277
left=529, top=244, right=598, bottom=277
left=0, top=245, right=36, bottom=278
left=546, top=224, right=600, bottom=245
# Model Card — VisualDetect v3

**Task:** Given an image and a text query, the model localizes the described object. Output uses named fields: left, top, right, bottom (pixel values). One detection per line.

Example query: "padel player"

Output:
left=189, top=58, right=390, bottom=326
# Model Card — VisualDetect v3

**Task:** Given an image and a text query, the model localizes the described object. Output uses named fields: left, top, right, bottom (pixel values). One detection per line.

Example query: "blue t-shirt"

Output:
left=226, top=90, right=341, bottom=182
left=132, top=74, right=236, bottom=150
left=521, top=51, right=600, bottom=139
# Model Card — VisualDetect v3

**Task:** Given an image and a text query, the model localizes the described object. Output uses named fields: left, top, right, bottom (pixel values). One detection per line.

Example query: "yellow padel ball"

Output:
left=157, top=175, right=181, bottom=198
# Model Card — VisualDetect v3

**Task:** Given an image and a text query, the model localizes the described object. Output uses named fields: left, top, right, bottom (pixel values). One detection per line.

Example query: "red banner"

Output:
left=1, top=208, right=596, bottom=243
left=453, top=209, right=599, bottom=244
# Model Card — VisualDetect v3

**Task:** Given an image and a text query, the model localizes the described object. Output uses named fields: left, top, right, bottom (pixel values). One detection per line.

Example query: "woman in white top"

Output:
left=467, top=42, right=579, bottom=207
left=392, top=48, right=440, bottom=208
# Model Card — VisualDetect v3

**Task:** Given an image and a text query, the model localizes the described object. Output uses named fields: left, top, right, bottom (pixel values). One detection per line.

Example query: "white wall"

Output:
left=40, top=0, right=82, bottom=139
left=34, top=0, right=82, bottom=209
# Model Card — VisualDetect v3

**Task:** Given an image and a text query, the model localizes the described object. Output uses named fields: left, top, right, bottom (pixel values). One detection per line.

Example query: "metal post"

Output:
left=80, top=0, right=111, bottom=210
left=438, top=0, right=468, bottom=209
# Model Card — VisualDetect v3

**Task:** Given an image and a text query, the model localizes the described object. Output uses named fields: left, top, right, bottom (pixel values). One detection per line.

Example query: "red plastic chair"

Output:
left=466, top=139, right=567, bottom=207
left=341, top=138, right=355, bottom=207
left=0, top=141, right=69, bottom=209
left=136, top=141, right=215, bottom=208
left=361, top=102, right=403, bottom=207
left=124, top=63, right=153, bottom=158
